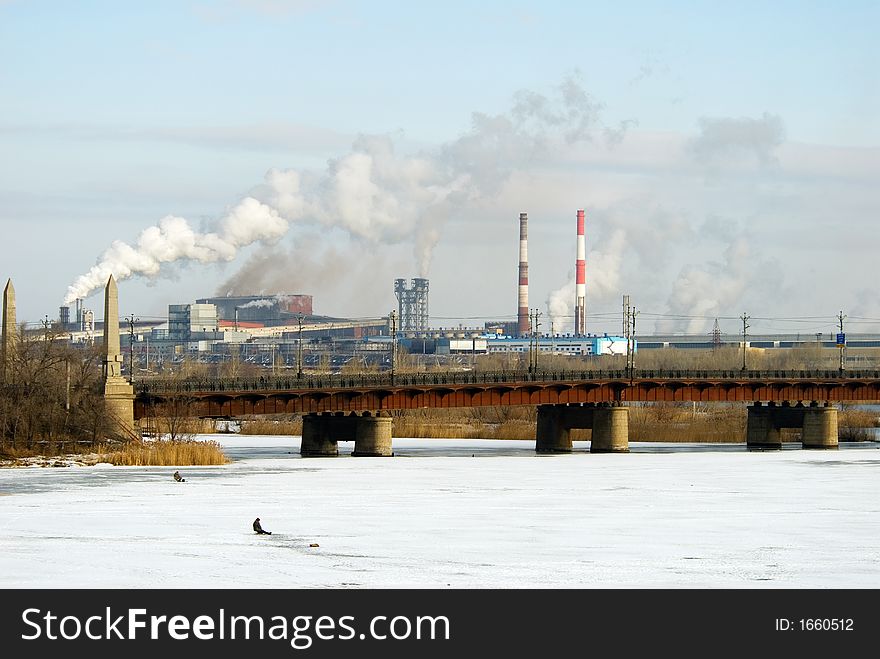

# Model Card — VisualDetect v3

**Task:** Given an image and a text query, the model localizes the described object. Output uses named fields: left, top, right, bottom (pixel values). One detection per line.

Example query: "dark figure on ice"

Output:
left=173, top=470, right=185, bottom=482
left=253, top=518, right=272, bottom=535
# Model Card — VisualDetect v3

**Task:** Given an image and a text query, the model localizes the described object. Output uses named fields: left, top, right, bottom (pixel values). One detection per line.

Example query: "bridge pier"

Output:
left=536, top=406, right=572, bottom=453
left=746, top=401, right=838, bottom=450
left=591, top=406, right=630, bottom=453
left=746, top=403, right=783, bottom=450
left=301, top=411, right=394, bottom=457
left=300, top=413, right=340, bottom=456
left=802, top=403, right=838, bottom=450
left=352, top=412, right=393, bottom=456
left=536, top=404, right=629, bottom=454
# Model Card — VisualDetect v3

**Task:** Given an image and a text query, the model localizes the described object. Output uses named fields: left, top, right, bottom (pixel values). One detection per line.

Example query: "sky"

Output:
left=1, top=0, right=878, bottom=337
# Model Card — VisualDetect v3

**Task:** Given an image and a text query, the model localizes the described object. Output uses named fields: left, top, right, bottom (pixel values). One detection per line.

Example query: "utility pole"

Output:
left=711, top=318, right=721, bottom=351
left=531, top=308, right=542, bottom=373
left=740, top=313, right=750, bottom=371
left=623, top=296, right=631, bottom=371
left=126, top=314, right=138, bottom=383
left=390, top=310, right=397, bottom=382
left=528, top=310, right=534, bottom=373
left=837, top=310, right=847, bottom=372
left=297, top=313, right=304, bottom=378
left=628, top=307, right=639, bottom=377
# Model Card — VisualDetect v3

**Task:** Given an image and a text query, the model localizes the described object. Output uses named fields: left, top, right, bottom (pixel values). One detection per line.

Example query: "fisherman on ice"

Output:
left=253, top=518, right=272, bottom=535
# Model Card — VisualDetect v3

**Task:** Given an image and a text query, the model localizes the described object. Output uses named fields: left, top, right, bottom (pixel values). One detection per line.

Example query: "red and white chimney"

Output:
left=574, top=209, right=586, bottom=335
left=517, top=212, right=529, bottom=336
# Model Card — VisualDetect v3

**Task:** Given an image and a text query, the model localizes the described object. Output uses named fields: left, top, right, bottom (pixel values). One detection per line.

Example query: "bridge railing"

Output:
left=133, top=368, right=880, bottom=395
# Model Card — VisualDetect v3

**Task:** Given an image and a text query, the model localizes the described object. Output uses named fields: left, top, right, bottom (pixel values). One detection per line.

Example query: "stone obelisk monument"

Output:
left=102, top=275, right=135, bottom=438
left=1, top=279, right=15, bottom=383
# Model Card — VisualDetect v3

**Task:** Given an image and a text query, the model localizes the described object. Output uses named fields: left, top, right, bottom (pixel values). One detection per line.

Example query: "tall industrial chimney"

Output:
left=517, top=212, right=529, bottom=336
left=574, top=209, right=586, bottom=335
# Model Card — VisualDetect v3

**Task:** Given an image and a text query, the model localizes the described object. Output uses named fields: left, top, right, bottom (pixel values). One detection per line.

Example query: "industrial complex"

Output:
left=42, top=209, right=878, bottom=376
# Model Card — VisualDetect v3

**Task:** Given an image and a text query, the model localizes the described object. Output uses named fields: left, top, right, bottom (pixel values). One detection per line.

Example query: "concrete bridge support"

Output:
left=300, top=411, right=393, bottom=457
left=535, top=405, right=573, bottom=453
left=746, top=401, right=838, bottom=450
left=746, top=403, right=784, bottom=450
left=536, top=404, right=629, bottom=454
left=802, top=404, right=838, bottom=450
left=300, top=413, right=340, bottom=456
left=352, top=412, right=393, bottom=457
left=591, top=406, right=630, bottom=453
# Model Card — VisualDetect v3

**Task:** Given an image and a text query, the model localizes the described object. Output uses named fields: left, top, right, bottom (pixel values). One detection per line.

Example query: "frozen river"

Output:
left=1, top=436, right=878, bottom=588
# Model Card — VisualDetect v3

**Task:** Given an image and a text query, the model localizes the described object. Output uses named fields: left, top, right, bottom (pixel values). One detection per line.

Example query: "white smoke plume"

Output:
left=238, top=298, right=275, bottom=309
left=236, top=294, right=299, bottom=310
left=63, top=197, right=285, bottom=304
left=546, top=229, right=627, bottom=332
left=656, top=236, right=753, bottom=334
left=65, top=73, right=629, bottom=303
left=688, top=112, right=784, bottom=166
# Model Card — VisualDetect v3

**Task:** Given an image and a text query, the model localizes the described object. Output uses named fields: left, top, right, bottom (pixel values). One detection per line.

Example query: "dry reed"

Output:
left=98, top=439, right=229, bottom=466
left=239, top=416, right=303, bottom=435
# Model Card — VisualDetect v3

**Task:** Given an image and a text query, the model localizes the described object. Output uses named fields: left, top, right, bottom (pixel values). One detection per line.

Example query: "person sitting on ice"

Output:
left=253, top=517, right=272, bottom=535
left=173, top=470, right=185, bottom=482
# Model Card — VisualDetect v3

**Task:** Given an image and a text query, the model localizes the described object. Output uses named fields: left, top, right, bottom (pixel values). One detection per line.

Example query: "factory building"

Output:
left=196, top=294, right=313, bottom=325
left=393, top=334, right=632, bottom=356
left=168, top=303, right=219, bottom=341
left=484, top=335, right=631, bottom=356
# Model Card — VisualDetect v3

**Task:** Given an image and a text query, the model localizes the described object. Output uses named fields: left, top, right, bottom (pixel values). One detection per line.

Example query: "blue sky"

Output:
left=1, top=0, right=878, bottom=335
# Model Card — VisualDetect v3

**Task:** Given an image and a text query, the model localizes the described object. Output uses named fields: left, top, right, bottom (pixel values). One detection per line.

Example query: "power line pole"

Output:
left=389, top=310, right=397, bottom=382
left=711, top=318, right=721, bottom=351
left=127, top=314, right=138, bottom=384
left=297, top=313, right=304, bottom=378
left=740, top=313, right=750, bottom=372
left=837, top=310, right=847, bottom=372
left=623, top=295, right=631, bottom=371
left=533, top=309, right=541, bottom=373
left=527, top=310, right=533, bottom=373
left=628, top=307, right=639, bottom=377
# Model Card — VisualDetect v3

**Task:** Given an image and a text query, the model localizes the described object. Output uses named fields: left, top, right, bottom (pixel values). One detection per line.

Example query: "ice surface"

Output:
left=1, top=436, right=878, bottom=588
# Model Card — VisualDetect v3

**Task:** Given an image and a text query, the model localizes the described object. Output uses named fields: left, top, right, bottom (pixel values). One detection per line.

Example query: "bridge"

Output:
left=7, top=277, right=877, bottom=456
left=135, top=369, right=880, bottom=456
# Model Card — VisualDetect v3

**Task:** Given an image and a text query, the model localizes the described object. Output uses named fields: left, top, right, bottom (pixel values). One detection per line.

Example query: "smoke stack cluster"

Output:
left=517, top=212, right=529, bottom=336
left=574, top=209, right=586, bottom=335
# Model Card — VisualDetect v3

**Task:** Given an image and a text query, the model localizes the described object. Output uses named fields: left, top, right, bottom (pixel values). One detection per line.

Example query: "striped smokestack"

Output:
left=517, top=212, right=529, bottom=335
left=574, top=209, right=586, bottom=335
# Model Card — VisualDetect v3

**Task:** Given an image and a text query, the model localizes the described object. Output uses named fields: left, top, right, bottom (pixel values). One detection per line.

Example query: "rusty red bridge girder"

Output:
left=133, top=369, right=880, bottom=420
